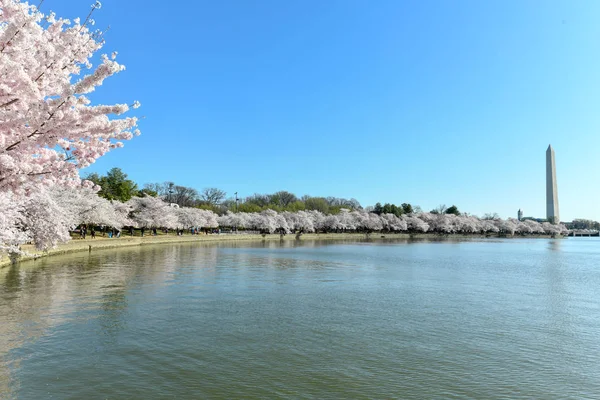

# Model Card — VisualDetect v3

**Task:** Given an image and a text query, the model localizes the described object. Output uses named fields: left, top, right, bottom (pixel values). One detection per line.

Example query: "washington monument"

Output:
left=546, top=144, right=559, bottom=224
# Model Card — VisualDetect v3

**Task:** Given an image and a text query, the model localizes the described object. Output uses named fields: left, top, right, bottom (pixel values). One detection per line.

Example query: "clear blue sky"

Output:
left=51, top=0, right=600, bottom=221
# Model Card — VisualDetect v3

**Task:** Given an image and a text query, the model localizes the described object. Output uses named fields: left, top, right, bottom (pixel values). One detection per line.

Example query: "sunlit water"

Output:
left=1, top=238, right=600, bottom=399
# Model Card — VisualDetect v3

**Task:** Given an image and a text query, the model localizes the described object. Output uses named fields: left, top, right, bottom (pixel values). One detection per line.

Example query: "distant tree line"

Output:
left=4, top=167, right=571, bottom=256
left=368, top=203, right=461, bottom=217
left=369, top=202, right=419, bottom=216
left=430, top=204, right=461, bottom=216
left=235, top=193, right=362, bottom=214
left=84, top=168, right=472, bottom=219
left=84, top=168, right=364, bottom=215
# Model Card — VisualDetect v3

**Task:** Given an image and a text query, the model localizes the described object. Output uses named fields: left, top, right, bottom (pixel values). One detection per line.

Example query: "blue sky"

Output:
left=50, top=0, right=600, bottom=221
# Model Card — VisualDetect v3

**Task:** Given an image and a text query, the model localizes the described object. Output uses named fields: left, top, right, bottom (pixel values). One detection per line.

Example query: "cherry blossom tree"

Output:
left=0, top=0, right=140, bottom=194
left=248, top=211, right=273, bottom=233
left=0, top=0, right=140, bottom=252
left=200, top=209, right=219, bottom=228
left=23, top=188, right=74, bottom=249
left=495, top=219, right=517, bottom=235
left=112, top=200, right=133, bottom=228
left=515, top=220, right=533, bottom=234
left=435, top=214, right=455, bottom=233
left=541, top=222, right=563, bottom=235
left=281, top=211, right=315, bottom=233
left=50, top=186, right=124, bottom=228
left=176, top=208, right=219, bottom=230
left=127, top=196, right=178, bottom=230
left=218, top=211, right=249, bottom=230
left=481, top=219, right=499, bottom=233
left=0, top=191, right=29, bottom=253
left=349, top=210, right=368, bottom=231
left=295, top=211, right=316, bottom=233
left=252, top=209, right=289, bottom=233
left=380, top=213, right=408, bottom=232
left=337, top=208, right=356, bottom=231
left=403, top=215, right=429, bottom=232
left=522, top=219, right=544, bottom=234
left=176, top=208, right=200, bottom=230
left=322, top=215, right=341, bottom=232
left=454, top=215, right=477, bottom=233
left=307, top=210, right=326, bottom=232
left=364, top=212, right=383, bottom=232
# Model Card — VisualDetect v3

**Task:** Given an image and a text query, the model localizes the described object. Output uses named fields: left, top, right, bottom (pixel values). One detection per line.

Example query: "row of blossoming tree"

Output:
left=1, top=187, right=220, bottom=253
left=218, top=210, right=569, bottom=237
left=1, top=183, right=569, bottom=256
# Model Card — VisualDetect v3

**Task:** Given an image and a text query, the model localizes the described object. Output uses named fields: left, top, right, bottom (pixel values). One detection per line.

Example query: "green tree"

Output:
left=373, top=202, right=383, bottom=215
left=245, top=194, right=272, bottom=208
left=238, top=203, right=263, bottom=213
left=286, top=200, right=306, bottom=212
left=389, top=204, right=402, bottom=217
left=382, top=203, right=392, bottom=214
left=271, top=191, right=298, bottom=208
left=104, top=168, right=139, bottom=201
left=85, top=168, right=138, bottom=202
left=138, top=188, right=158, bottom=197
left=328, top=206, right=344, bottom=214
left=445, top=205, right=460, bottom=216
left=196, top=203, right=221, bottom=213
left=305, top=197, right=330, bottom=213
left=401, top=203, right=413, bottom=214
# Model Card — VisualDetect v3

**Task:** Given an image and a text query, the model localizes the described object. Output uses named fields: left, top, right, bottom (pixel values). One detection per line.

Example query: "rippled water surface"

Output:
left=2, top=238, right=600, bottom=399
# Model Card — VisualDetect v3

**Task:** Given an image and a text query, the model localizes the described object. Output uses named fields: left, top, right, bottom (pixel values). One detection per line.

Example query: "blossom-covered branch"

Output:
left=0, top=0, right=140, bottom=193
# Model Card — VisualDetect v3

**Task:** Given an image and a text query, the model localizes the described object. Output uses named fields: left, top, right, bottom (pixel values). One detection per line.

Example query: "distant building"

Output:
left=518, top=209, right=523, bottom=221
left=546, top=145, right=560, bottom=224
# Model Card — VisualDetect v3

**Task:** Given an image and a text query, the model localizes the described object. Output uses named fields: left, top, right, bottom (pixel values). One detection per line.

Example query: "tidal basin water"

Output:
left=1, top=238, right=600, bottom=399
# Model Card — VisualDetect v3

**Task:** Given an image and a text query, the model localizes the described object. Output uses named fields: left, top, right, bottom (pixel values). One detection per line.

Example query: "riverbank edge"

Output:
left=1, top=232, right=563, bottom=268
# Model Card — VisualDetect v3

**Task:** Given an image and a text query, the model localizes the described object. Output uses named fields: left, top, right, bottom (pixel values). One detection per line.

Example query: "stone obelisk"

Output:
left=546, top=145, right=559, bottom=224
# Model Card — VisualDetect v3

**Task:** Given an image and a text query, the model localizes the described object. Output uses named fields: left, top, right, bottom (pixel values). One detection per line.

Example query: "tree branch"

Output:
left=4, top=99, right=67, bottom=151
left=0, top=98, right=19, bottom=108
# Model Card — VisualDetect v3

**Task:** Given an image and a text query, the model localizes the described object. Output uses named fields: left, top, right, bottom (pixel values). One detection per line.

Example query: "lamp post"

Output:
left=234, top=192, right=238, bottom=212
left=167, top=182, right=174, bottom=204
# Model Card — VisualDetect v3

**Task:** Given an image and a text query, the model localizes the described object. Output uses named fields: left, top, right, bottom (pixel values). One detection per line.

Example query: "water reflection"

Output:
left=99, top=287, right=128, bottom=339
left=548, top=239, right=563, bottom=251
left=1, top=238, right=600, bottom=399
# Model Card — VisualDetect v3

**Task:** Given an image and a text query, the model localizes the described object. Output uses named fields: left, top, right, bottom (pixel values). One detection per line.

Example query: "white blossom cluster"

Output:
left=0, top=188, right=221, bottom=255
left=218, top=209, right=569, bottom=236
left=0, top=186, right=569, bottom=258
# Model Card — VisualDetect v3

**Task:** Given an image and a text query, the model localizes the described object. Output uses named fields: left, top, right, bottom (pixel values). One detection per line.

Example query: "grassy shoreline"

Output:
left=1, top=232, right=562, bottom=268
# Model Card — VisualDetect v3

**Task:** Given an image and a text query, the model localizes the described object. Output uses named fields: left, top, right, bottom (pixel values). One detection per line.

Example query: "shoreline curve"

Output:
left=1, top=232, right=562, bottom=269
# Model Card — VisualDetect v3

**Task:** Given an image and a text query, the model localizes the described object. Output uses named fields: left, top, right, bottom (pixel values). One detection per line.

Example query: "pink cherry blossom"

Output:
left=0, top=0, right=140, bottom=194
